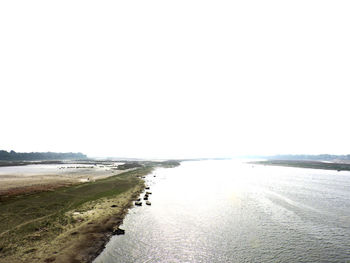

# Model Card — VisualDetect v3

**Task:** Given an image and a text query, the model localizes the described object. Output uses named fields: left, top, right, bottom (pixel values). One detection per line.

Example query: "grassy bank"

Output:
left=0, top=166, right=155, bottom=263
left=252, top=160, right=350, bottom=171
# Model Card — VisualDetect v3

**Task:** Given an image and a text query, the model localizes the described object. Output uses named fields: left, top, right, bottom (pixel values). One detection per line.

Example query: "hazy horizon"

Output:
left=2, top=150, right=350, bottom=161
left=1, top=1, right=350, bottom=159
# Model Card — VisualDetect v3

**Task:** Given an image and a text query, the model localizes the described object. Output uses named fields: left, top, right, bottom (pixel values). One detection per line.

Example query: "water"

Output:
left=94, top=160, right=350, bottom=263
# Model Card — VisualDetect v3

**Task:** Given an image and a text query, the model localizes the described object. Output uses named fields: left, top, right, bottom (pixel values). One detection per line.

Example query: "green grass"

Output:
left=0, top=167, right=152, bottom=255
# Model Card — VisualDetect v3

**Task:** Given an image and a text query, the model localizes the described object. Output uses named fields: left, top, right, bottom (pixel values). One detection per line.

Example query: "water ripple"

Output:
left=94, top=161, right=350, bottom=263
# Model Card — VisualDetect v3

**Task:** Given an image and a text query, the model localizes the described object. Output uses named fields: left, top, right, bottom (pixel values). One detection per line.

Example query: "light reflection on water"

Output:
left=94, top=160, right=350, bottom=263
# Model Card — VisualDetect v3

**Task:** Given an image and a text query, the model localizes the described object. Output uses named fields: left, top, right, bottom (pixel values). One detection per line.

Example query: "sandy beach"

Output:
left=0, top=162, right=129, bottom=197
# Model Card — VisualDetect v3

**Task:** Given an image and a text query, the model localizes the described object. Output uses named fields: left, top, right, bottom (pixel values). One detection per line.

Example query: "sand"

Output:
left=0, top=165, right=132, bottom=196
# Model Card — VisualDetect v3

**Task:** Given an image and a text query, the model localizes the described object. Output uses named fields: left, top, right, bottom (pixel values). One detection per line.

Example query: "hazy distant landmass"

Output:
left=252, top=154, right=350, bottom=172
left=0, top=150, right=87, bottom=161
left=265, top=154, right=350, bottom=161
left=253, top=159, right=350, bottom=171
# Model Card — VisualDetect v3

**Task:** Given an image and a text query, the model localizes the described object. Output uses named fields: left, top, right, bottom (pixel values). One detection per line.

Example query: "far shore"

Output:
left=0, top=160, right=180, bottom=263
left=252, top=159, right=350, bottom=171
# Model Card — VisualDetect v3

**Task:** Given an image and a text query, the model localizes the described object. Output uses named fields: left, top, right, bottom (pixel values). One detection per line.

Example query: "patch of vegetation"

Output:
left=117, top=162, right=143, bottom=170
left=158, top=160, right=181, bottom=167
left=117, top=160, right=180, bottom=170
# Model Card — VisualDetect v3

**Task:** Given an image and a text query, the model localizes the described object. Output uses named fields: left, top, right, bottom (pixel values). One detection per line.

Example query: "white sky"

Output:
left=1, top=1, right=350, bottom=159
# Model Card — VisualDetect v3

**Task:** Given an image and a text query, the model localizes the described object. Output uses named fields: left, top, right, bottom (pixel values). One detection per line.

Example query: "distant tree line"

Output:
left=0, top=150, right=87, bottom=161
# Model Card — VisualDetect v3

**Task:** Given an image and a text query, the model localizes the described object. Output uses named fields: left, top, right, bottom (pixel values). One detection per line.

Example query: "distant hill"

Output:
left=0, top=150, right=87, bottom=161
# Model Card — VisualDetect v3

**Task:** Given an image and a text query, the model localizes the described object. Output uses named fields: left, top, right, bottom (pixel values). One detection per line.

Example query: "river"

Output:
left=94, top=160, right=350, bottom=263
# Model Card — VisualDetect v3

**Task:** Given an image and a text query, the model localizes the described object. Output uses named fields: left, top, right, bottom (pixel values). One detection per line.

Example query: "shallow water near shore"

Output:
left=94, top=160, right=350, bottom=263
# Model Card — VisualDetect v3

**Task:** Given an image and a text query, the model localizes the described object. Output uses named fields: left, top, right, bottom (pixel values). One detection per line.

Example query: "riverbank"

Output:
left=0, top=161, right=180, bottom=263
left=252, top=160, right=350, bottom=171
